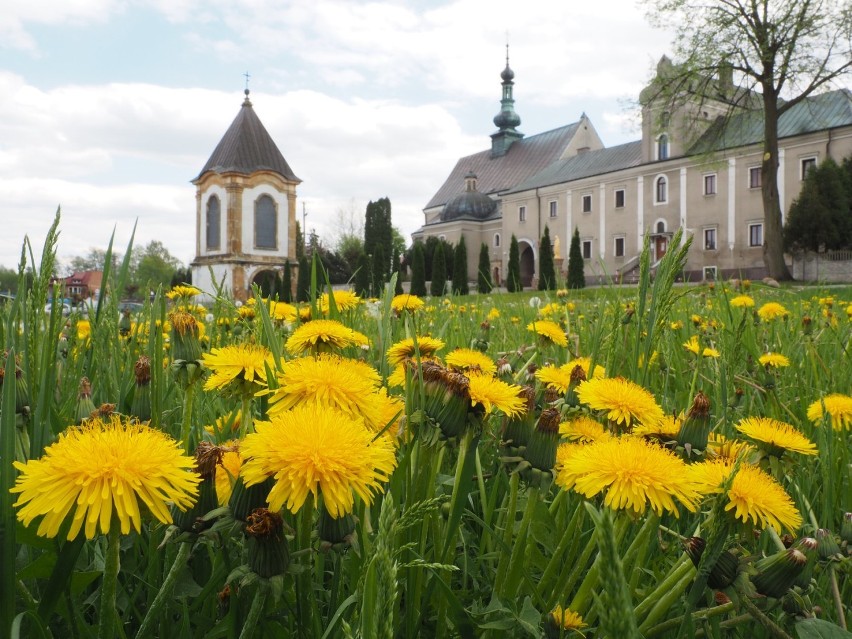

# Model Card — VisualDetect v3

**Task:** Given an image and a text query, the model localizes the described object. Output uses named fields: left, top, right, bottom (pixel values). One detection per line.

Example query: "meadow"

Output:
left=1, top=221, right=850, bottom=638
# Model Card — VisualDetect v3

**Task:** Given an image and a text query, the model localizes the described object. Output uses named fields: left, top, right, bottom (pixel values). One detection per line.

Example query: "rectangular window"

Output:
left=614, top=189, right=625, bottom=208
left=748, top=222, right=763, bottom=247
left=703, top=174, right=717, bottom=195
left=801, top=157, right=817, bottom=179
left=749, top=166, right=762, bottom=189
left=704, top=228, right=717, bottom=250
left=582, top=194, right=592, bottom=213
left=703, top=266, right=717, bottom=281
left=582, top=240, right=592, bottom=260
left=614, top=236, right=625, bottom=257
left=519, top=206, right=526, bottom=222
left=549, top=200, right=558, bottom=218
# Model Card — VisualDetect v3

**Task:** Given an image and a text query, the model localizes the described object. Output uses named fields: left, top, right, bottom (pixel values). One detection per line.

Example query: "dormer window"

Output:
left=657, top=134, right=669, bottom=161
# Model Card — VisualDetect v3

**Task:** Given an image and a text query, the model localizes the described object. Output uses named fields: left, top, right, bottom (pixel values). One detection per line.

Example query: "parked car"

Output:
left=44, top=301, right=71, bottom=316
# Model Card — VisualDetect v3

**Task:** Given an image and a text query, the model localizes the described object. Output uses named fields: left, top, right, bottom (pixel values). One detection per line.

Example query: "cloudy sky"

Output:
left=2, top=0, right=679, bottom=271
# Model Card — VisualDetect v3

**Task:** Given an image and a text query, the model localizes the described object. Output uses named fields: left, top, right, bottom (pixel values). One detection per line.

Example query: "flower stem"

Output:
left=738, top=594, right=794, bottom=639
left=493, top=471, right=520, bottom=593
left=644, top=602, right=735, bottom=638
left=503, top=484, right=540, bottom=598
left=239, top=394, right=252, bottom=440
left=238, top=581, right=268, bottom=639
left=97, top=526, right=121, bottom=639
left=829, top=564, right=847, bottom=630
left=180, top=382, right=196, bottom=452
left=136, top=542, right=193, bottom=639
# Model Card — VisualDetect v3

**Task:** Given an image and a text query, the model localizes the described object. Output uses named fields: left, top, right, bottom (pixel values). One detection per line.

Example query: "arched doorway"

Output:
left=251, top=269, right=278, bottom=298
left=519, top=243, right=535, bottom=288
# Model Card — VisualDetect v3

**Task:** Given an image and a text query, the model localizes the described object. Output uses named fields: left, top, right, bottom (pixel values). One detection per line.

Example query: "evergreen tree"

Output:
left=423, top=236, right=439, bottom=280
left=371, top=244, right=386, bottom=297
left=392, top=246, right=404, bottom=295
left=452, top=236, right=469, bottom=295
left=538, top=226, right=556, bottom=291
left=477, top=243, right=493, bottom=293
left=410, top=242, right=427, bottom=297
left=282, top=260, right=293, bottom=302
left=354, top=252, right=371, bottom=298
left=784, top=157, right=852, bottom=252
left=430, top=242, right=447, bottom=297
left=296, top=254, right=311, bottom=302
left=568, top=227, right=586, bottom=289
left=364, top=197, right=393, bottom=280
left=506, top=235, right=521, bottom=293
left=295, top=221, right=305, bottom=260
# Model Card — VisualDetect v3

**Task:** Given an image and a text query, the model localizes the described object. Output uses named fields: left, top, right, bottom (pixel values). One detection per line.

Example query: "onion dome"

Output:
left=441, top=171, right=497, bottom=221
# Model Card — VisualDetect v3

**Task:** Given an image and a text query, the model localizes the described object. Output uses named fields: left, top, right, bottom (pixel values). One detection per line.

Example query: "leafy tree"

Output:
left=568, top=227, right=586, bottom=289
left=430, top=242, right=447, bottom=297
left=170, top=267, right=192, bottom=288
left=477, top=243, right=493, bottom=294
left=538, top=226, right=556, bottom=291
left=452, top=236, right=469, bottom=295
left=134, top=241, right=182, bottom=293
left=0, top=266, right=21, bottom=295
left=364, top=198, right=393, bottom=280
left=66, top=248, right=121, bottom=275
left=392, top=246, right=404, bottom=295
left=642, top=0, right=852, bottom=280
left=784, top=157, right=852, bottom=252
left=337, top=234, right=364, bottom=275
left=506, top=235, right=521, bottom=293
left=371, top=244, right=386, bottom=297
left=281, top=261, right=292, bottom=302
left=295, top=221, right=305, bottom=260
left=296, top=255, right=311, bottom=302
left=354, top=252, right=371, bottom=298
left=410, top=243, right=427, bottom=297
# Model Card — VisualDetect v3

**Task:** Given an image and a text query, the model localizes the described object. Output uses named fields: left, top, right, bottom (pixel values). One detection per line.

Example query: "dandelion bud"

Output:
left=683, top=536, right=739, bottom=589
left=792, top=537, right=818, bottom=588
left=564, top=364, right=587, bottom=408
left=172, top=442, right=222, bottom=534
left=229, top=476, right=274, bottom=523
left=751, top=548, right=808, bottom=599
left=75, top=377, right=97, bottom=424
left=841, top=513, right=852, bottom=546
left=318, top=507, right=357, bottom=551
left=245, top=508, right=289, bottom=578
left=130, top=356, right=152, bottom=421
left=802, top=315, right=813, bottom=335
left=169, top=311, right=202, bottom=362
left=816, top=528, right=841, bottom=560
left=677, top=391, right=712, bottom=452
left=522, top=408, right=561, bottom=481
left=502, top=386, right=535, bottom=455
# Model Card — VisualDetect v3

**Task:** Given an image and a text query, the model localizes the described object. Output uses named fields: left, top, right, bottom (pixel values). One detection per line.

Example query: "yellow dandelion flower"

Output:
left=555, top=442, right=582, bottom=473
left=759, top=353, right=790, bottom=368
left=536, top=365, right=572, bottom=394
left=215, top=443, right=242, bottom=506
left=201, top=343, right=273, bottom=394
left=487, top=307, right=501, bottom=321
left=527, top=319, right=568, bottom=347
left=634, top=413, right=682, bottom=440
left=467, top=372, right=526, bottom=417
left=445, top=348, right=497, bottom=375
left=240, top=403, right=397, bottom=518
left=690, top=459, right=802, bottom=533
left=319, top=290, right=361, bottom=314
left=549, top=605, right=587, bottom=631
left=730, top=295, right=755, bottom=308
left=237, top=305, right=256, bottom=319
left=285, top=319, right=364, bottom=355
left=387, top=336, right=445, bottom=367
left=266, top=355, right=387, bottom=431
left=735, top=416, right=816, bottom=456
left=387, top=364, right=407, bottom=388
left=11, top=415, right=199, bottom=540
left=757, top=302, right=789, bottom=321
left=670, top=320, right=684, bottom=330
left=391, top=294, right=424, bottom=313
left=706, top=433, right=754, bottom=462
left=559, top=416, right=612, bottom=443
left=166, top=285, right=202, bottom=300
left=539, top=302, right=562, bottom=317
left=298, top=306, right=312, bottom=321
left=576, top=377, right=664, bottom=430
left=269, top=301, right=298, bottom=322
left=683, top=335, right=719, bottom=358
left=807, top=393, right=852, bottom=431
left=76, top=319, right=91, bottom=341
left=556, top=436, right=700, bottom=516
left=703, top=346, right=720, bottom=358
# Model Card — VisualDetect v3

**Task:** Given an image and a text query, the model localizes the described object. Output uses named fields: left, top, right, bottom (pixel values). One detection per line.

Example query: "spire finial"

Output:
left=242, top=72, right=252, bottom=106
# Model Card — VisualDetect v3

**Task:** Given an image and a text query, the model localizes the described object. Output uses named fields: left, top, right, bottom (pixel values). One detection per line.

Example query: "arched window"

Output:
left=206, top=196, right=221, bottom=250
left=494, top=233, right=501, bottom=248
left=657, top=134, right=669, bottom=160
left=255, top=195, right=277, bottom=249
left=655, top=176, right=668, bottom=203
left=656, top=220, right=666, bottom=234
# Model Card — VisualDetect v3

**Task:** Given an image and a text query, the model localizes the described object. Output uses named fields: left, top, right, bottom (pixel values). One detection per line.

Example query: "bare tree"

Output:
left=643, top=0, right=852, bottom=280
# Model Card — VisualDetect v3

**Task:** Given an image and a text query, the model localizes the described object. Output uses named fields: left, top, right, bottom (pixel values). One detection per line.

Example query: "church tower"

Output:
left=191, top=89, right=301, bottom=301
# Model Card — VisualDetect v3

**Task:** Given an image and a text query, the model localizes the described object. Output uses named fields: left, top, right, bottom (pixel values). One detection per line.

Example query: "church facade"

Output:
left=191, top=90, right=300, bottom=301
left=415, top=56, right=852, bottom=285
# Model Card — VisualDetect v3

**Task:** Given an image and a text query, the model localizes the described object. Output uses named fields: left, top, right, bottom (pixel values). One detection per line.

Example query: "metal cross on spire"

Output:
left=243, top=71, right=251, bottom=92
